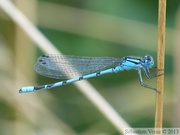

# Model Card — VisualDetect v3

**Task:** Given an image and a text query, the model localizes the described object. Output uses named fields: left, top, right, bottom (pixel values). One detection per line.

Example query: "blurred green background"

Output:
left=0, top=0, right=179, bottom=135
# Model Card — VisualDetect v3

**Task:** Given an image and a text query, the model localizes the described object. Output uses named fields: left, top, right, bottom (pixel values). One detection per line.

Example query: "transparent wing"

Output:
left=34, top=54, right=121, bottom=79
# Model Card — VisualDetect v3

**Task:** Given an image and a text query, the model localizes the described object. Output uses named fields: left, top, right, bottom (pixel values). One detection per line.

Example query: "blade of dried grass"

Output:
left=155, top=0, right=166, bottom=132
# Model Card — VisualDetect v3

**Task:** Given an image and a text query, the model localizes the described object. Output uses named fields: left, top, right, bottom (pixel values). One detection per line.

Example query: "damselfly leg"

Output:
left=137, top=69, right=158, bottom=92
left=143, top=67, right=164, bottom=79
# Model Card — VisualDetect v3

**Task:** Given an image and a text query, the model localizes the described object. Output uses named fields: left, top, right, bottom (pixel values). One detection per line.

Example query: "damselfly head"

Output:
left=143, top=55, right=154, bottom=67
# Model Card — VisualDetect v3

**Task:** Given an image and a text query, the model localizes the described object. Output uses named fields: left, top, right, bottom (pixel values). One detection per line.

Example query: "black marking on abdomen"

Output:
left=79, top=77, right=84, bottom=81
left=34, top=84, right=54, bottom=90
left=96, top=72, right=101, bottom=76
left=46, top=84, right=54, bottom=89
left=34, top=86, right=45, bottom=90
left=62, top=81, right=67, bottom=85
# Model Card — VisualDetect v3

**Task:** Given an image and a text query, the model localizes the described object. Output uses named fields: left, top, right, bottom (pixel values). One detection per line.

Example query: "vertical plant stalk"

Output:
left=155, top=0, right=166, bottom=131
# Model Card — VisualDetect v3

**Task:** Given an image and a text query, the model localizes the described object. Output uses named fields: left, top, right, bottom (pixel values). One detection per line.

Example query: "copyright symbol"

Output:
left=163, top=129, right=167, bottom=134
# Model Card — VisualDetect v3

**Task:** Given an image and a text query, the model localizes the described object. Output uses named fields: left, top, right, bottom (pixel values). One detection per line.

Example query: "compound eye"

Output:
left=146, top=55, right=151, bottom=61
left=143, top=55, right=154, bottom=67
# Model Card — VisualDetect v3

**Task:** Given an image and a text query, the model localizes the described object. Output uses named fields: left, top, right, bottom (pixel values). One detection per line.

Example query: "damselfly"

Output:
left=19, top=54, right=159, bottom=93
